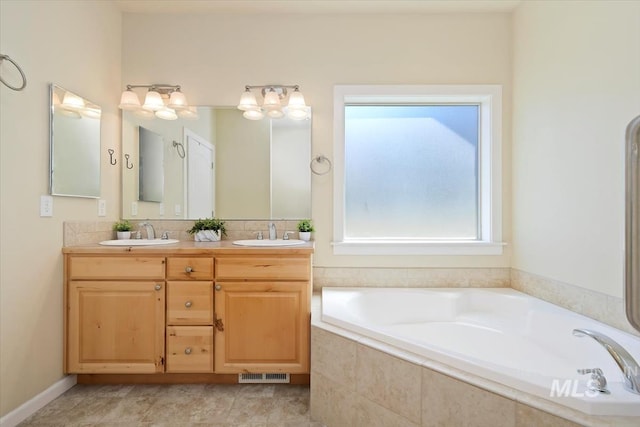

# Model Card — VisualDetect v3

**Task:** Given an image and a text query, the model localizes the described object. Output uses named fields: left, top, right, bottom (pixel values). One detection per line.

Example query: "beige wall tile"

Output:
left=310, top=371, right=357, bottom=427
left=356, top=396, right=419, bottom=427
left=356, top=344, right=422, bottom=424
left=310, top=327, right=357, bottom=389
left=515, top=404, right=583, bottom=427
left=422, top=368, right=516, bottom=427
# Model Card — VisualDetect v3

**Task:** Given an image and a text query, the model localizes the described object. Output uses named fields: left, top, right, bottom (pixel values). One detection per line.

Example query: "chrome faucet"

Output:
left=573, top=328, right=640, bottom=395
left=268, top=222, right=277, bottom=240
left=140, top=221, right=156, bottom=240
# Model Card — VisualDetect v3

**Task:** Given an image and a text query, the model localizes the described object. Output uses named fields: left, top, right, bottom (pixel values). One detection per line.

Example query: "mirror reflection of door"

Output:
left=185, top=128, right=215, bottom=218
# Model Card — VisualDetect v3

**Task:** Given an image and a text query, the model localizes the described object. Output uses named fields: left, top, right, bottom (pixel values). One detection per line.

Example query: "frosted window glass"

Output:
left=344, top=105, right=479, bottom=239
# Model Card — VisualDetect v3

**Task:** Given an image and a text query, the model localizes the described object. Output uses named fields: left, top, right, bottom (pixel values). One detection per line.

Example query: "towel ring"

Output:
left=0, top=54, right=27, bottom=91
left=310, top=155, right=332, bottom=176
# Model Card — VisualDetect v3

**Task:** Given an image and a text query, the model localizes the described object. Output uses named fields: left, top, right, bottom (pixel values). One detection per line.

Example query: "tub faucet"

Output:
left=140, top=221, right=155, bottom=240
left=268, top=222, right=277, bottom=240
left=573, top=328, right=640, bottom=395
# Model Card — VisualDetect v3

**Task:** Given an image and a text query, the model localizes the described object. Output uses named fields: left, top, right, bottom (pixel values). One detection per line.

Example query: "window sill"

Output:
left=331, top=240, right=505, bottom=256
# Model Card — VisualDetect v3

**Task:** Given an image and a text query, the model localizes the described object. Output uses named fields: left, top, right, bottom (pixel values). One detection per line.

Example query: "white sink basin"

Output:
left=232, top=239, right=306, bottom=247
left=99, top=239, right=180, bottom=246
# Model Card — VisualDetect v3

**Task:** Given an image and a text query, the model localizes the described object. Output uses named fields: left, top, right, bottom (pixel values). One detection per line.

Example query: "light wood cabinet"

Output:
left=67, top=280, right=165, bottom=373
left=64, top=244, right=312, bottom=379
left=213, top=255, right=311, bottom=374
left=214, top=281, right=310, bottom=373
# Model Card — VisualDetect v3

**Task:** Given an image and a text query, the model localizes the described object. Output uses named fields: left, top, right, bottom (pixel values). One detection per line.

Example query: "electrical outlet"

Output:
left=131, top=201, right=138, bottom=216
left=40, top=195, right=53, bottom=217
left=98, top=199, right=107, bottom=217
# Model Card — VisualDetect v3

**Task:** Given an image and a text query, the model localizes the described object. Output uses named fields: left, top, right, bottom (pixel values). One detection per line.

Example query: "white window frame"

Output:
left=332, top=85, right=504, bottom=256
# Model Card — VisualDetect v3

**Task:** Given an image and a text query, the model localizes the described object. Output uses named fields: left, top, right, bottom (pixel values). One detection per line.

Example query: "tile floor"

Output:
left=19, top=383, right=324, bottom=426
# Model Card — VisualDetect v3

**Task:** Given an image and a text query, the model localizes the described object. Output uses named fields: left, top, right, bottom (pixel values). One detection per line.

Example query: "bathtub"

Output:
left=320, top=287, right=640, bottom=417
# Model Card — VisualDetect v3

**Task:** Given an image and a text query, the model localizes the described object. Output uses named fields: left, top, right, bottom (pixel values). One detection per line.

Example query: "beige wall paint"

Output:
left=512, top=1, right=640, bottom=298
left=0, top=0, right=121, bottom=417
left=122, top=12, right=513, bottom=268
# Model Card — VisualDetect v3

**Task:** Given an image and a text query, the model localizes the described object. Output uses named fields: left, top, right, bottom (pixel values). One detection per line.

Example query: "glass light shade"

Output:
left=82, top=107, right=102, bottom=119
left=142, top=90, right=164, bottom=111
left=286, top=106, right=310, bottom=120
left=266, top=108, right=285, bottom=119
left=52, top=92, right=61, bottom=106
left=118, top=89, right=141, bottom=110
left=178, top=106, right=199, bottom=120
left=61, top=92, right=85, bottom=111
left=287, top=90, right=306, bottom=109
left=243, top=108, right=264, bottom=120
left=237, top=90, right=258, bottom=111
left=167, top=90, right=188, bottom=110
left=263, top=89, right=281, bottom=109
left=155, top=107, right=178, bottom=120
left=133, top=108, right=155, bottom=119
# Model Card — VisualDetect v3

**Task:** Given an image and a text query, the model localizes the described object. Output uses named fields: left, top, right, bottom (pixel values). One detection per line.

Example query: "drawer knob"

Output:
left=184, top=347, right=192, bottom=355
left=185, top=266, right=193, bottom=273
left=154, top=284, right=162, bottom=291
left=215, top=284, right=222, bottom=291
left=185, top=301, right=192, bottom=308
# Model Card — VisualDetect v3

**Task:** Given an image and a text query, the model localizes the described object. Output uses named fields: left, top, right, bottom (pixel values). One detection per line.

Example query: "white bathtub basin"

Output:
left=99, top=239, right=180, bottom=246
left=232, top=239, right=305, bottom=247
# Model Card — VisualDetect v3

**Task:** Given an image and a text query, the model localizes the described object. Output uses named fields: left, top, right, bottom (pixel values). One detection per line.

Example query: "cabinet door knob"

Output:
left=185, top=266, right=193, bottom=273
left=154, top=284, right=162, bottom=291
left=184, top=347, right=192, bottom=355
left=215, top=284, right=222, bottom=291
left=185, top=301, right=192, bottom=308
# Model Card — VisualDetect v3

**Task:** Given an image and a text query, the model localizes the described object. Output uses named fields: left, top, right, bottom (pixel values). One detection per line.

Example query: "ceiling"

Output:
left=115, top=0, right=522, bottom=14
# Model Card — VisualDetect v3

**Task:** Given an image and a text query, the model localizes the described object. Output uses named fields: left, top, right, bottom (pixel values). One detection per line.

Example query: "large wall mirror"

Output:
left=49, top=84, right=101, bottom=198
left=121, top=107, right=311, bottom=220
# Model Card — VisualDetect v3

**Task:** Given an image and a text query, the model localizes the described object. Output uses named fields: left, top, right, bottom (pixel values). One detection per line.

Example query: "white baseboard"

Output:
left=0, top=375, right=77, bottom=427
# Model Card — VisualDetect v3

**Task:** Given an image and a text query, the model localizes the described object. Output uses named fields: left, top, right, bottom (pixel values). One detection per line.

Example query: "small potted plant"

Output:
left=297, top=219, right=314, bottom=241
left=113, top=219, right=133, bottom=240
left=187, top=217, right=227, bottom=242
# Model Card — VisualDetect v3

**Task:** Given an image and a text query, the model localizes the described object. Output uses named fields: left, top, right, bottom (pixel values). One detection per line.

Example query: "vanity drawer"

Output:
left=68, top=256, right=165, bottom=280
left=166, top=326, right=213, bottom=373
left=167, top=281, right=214, bottom=325
left=166, top=257, right=213, bottom=280
left=215, top=256, right=310, bottom=281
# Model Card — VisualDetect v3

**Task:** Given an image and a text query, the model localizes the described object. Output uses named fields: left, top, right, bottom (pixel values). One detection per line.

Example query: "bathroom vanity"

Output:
left=62, top=241, right=313, bottom=383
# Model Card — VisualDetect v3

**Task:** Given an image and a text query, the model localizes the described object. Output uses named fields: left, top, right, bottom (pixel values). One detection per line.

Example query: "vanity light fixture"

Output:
left=54, top=89, right=101, bottom=119
left=237, top=85, right=310, bottom=121
left=118, top=84, right=197, bottom=120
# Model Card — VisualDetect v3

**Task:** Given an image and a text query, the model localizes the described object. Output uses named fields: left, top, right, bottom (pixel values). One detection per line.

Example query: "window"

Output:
left=333, top=85, right=503, bottom=255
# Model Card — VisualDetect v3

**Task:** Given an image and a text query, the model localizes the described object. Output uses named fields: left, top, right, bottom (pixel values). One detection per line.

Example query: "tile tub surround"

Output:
left=310, top=296, right=640, bottom=427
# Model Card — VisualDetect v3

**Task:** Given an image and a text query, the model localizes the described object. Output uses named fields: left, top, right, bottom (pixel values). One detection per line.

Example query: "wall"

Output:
left=122, top=11, right=513, bottom=269
left=512, top=1, right=640, bottom=298
left=0, top=0, right=121, bottom=418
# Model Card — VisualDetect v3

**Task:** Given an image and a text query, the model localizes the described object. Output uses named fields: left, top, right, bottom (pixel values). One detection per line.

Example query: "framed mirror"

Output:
left=49, top=84, right=101, bottom=198
left=121, top=107, right=311, bottom=220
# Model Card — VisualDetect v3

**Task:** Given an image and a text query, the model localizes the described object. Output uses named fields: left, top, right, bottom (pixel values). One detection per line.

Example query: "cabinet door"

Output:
left=214, top=282, right=310, bottom=374
left=67, top=281, right=165, bottom=373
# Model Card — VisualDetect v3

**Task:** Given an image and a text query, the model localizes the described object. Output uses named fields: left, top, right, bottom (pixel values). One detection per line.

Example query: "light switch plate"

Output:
left=131, top=201, right=138, bottom=216
left=98, top=199, right=106, bottom=217
left=159, top=203, right=165, bottom=216
left=175, top=204, right=181, bottom=216
left=40, top=195, right=53, bottom=217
